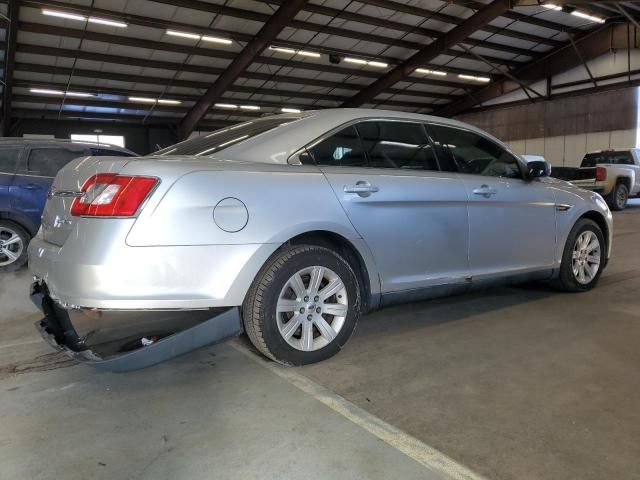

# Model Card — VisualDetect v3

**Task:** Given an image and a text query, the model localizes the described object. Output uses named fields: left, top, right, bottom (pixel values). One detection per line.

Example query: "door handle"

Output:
left=344, top=181, right=379, bottom=197
left=19, top=183, right=42, bottom=190
left=472, top=185, right=497, bottom=198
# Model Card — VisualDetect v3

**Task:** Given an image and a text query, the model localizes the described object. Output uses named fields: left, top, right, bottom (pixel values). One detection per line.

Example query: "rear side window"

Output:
left=26, top=148, right=87, bottom=177
left=356, top=121, right=438, bottom=170
left=90, top=148, right=134, bottom=157
left=153, top=117, right=299, bottom=156
left=429, top=125, right=522, bottom=179
left=581, top=152, right=633, bottom=167
left=0, top=148, right=21, bottom=174
left=308, top=126, right=367, bottom=167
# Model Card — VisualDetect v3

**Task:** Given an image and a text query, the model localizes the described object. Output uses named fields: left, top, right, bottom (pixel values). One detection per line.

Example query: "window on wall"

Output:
left=71, top=134, right=125, bottom=148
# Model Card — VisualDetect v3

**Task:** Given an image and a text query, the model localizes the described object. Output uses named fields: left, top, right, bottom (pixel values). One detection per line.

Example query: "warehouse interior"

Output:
left=2, top=1, right=640, bottom=480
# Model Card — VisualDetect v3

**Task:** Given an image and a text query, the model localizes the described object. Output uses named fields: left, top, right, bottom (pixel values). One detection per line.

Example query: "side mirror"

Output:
left=522, top=155, right=551, bottom=178
left=527, top=160, right=551, bottom=178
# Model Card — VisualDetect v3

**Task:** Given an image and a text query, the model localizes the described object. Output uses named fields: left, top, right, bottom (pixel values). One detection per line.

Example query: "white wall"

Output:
left=506, top=129, right=636, bottom=167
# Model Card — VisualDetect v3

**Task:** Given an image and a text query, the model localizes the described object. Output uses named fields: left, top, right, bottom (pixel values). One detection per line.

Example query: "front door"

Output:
left=309, top=121, right=470, bottom=293
left=428, top=124, right=557, bottom=279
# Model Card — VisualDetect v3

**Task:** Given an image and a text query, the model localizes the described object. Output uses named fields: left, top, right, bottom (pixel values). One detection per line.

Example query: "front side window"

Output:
left=356, top=121, right=438, bottom=170
left=308, top=126, right=367, bottom=167
left=26, top=148, right=87, bottom=177
left=429, top=125, right=522, bottom=179
left=0, top=148, right=21, bottom=174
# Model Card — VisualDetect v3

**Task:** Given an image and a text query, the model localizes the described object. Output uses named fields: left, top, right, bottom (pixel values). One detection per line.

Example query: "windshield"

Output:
left=153, top=117, right=300, bottom=156
left=581, top=151, right=633, bottom=167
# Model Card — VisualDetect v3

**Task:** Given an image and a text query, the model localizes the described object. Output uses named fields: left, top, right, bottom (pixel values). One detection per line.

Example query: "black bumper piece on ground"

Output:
left=30, top=282, right=242, bottom=372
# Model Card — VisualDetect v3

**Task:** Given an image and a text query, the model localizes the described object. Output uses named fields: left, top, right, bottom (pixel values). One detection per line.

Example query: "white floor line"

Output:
left=0, top=338, right=42, bottom=350
left=231, top=340, right=487, bottom=480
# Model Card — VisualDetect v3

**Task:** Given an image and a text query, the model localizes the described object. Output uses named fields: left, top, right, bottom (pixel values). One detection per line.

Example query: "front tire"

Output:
left=243, top=245, right=361, bottom=365
left=608, top=182, right=628, bottom=211
left=554, top=219, right=605, bottom=292
left=0, top=220, right=29, bottom=272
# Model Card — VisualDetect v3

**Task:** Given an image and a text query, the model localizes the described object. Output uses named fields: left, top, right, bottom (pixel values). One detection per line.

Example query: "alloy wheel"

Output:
left=276, top=266, right=348, bottom=352
left=0, top=227, right=24, bottom=267
left=572, top=230, right=601, bottom=285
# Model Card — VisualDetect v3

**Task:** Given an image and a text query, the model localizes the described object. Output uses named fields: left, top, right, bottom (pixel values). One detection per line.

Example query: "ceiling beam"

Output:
left=436, top=22, right=638, bottom=117
left=261, top=0, right=538, bottom=57
left=15, top=42, right=472, bottom=93
left=354, top=0, right=562, bottom=47
left=20, top=22, right=503, bottom=91
left=144, top=0, right=525, bottom=67
left=342, top=0, right=513, bottom=108
left=1, top=0, right=18, bottom=136
left=13, top=63, right=442, bottom=109
left=12, top=108, right=236, bottom=129
left=177, top=0, right=308, bottom=139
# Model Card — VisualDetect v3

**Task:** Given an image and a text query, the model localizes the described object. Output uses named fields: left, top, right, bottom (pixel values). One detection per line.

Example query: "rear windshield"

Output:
left=153, top=117, right=300, bottom=156
left=581, top=151, right=633, bottom=167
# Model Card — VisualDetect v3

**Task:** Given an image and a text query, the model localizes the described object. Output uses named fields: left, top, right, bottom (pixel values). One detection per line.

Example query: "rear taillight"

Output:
left=595, top=166, right=607, bottom=182
left=71, top=174, right=158, bottom=217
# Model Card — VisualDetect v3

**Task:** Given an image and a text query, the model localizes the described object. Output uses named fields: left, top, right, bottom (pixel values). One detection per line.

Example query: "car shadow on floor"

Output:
left=353, top=283, right=554, bottom=340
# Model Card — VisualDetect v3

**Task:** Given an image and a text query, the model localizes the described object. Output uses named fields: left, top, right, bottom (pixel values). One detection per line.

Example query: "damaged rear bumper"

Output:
left=30, top=281, right=242, bottom=372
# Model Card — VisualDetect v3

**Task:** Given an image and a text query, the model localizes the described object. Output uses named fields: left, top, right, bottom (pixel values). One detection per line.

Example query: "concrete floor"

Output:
left=2, top=202, right=640, bottom=479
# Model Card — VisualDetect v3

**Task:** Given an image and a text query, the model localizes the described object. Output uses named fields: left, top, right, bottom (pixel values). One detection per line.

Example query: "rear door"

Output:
left=311, top=120, right=470, bottom=294
left=428, top=123, right=557, bottom=279
left=0, top=146, right=22, bottom=214
left=10, top=145, right=89, bottom=226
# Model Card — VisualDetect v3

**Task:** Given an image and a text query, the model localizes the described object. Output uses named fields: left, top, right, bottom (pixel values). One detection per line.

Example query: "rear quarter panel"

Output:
left=123, top=161, right=382, bottom=299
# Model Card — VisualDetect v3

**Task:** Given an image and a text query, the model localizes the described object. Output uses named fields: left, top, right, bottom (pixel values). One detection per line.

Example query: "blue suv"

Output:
left=0, top=139, right=136, bottom=271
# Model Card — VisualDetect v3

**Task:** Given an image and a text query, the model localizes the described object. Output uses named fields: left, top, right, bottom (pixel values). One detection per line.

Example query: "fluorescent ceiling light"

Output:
left=458, top=74, right=491, bottom=83
left=571, top=10, right=605, bottom=23
left=281, top=107, right=301, bottom=113
left=269, top=46, right=296, bottom=54
left=31, top=88, right=94, bottom=97
left=31, top=88, right=64, bottom=95
left=415, top=68, right=447, bottom=77
left=269, top=46, right=321, bottom=58
left=166, top=30, right=201, bottom=40
left=201, top=35, right=233, bottom=45
left=129, top=97, right=181, bottom=104
left=42, top=9, right=86, bottom=21
left=166, top=30, right=232, bottom=44
left=43, top=9, right=128, bottom=27
left=344, top=57, right=387, bottom=68
left=215, top=103, right=238, bottom=109
left=65, top=91, right=96, bottom=97
left=129, top=97, right=158, bottom=103
left=296, top=50, right=321, bottom=58
left=542, top=3, right=562, bottom=10
left=239, top=105, right=260, bottom=110
left=88, top=17, right=128, bottom=28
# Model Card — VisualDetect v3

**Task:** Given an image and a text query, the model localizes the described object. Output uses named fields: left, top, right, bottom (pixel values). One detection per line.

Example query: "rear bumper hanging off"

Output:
left=30, top=281, right=242, bottom=372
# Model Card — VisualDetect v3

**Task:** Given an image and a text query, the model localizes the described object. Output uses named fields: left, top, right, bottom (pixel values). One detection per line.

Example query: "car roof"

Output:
left=0, top=137, right=134, bottom=153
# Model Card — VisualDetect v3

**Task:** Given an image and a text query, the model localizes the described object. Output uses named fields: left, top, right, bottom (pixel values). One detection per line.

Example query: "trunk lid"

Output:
left=41, top=156, right=135, bottom=246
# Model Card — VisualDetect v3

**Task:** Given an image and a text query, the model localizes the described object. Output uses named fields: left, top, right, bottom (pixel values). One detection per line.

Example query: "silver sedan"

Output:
left=28, top=109, right=612, bottom=370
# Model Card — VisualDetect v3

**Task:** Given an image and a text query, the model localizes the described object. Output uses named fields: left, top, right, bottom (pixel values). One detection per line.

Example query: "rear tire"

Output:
left=243, top=245, right=361, bottom=365
left=554, top=219, right=605, bottom=292
left=0, top=220, right=29, bottom=273
left=608, top=182, right=628, bottom=211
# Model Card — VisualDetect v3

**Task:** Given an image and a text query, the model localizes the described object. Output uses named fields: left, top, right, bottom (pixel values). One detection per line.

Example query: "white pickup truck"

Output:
left=553, top=149, right=640, bottom=210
